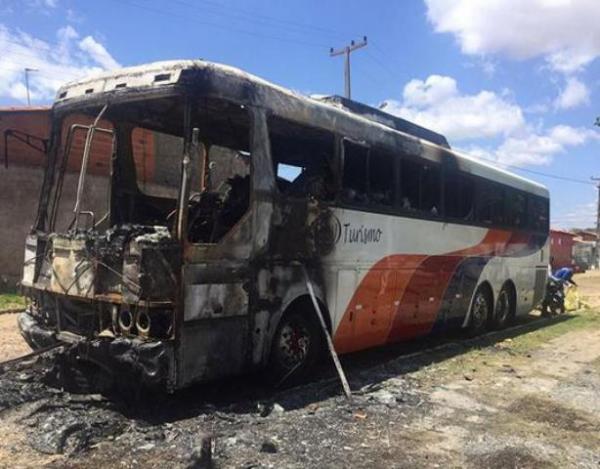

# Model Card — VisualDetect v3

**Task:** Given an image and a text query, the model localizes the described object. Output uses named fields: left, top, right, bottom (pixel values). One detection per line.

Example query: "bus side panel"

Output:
left=178, top=317, right=249, bottom=387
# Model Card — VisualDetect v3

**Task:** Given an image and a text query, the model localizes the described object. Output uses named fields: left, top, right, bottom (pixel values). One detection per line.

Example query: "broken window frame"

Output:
left=268, top=114, right=338, bottom=202
left=184, top=99, right=254, bottom=246
left=48, top=109, right=116, bottom=233
left=340, top=137, right=370, bottom=207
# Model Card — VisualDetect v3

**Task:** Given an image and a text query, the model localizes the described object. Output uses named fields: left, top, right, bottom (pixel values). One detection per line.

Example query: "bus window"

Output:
left=445, top=171, right=473, bottom=220
left=132, top=128, right=187, bottom=200
left=529, top=195, right=549, bottom=232
left=187, top=99, right=252, bottom=243
left=476, top=182, right=504, bottom=225
left=369, top=149, right=394, bottom=207
left=506, top=189, right=527, bottom=228
left=421, top=164, right=441, bottom=216
left=399, top=158, right=440, bottom=216
left=400, top=158, right=420, bottom=211
left=342, top=140, right=369, bottom=205
left=269, top=117, right=335, bottom=201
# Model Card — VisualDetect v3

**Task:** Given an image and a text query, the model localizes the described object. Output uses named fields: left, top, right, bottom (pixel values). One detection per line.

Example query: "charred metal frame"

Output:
left=18, top=63, right=435, bottom=390
left=19, top=61, right=548, bottom=391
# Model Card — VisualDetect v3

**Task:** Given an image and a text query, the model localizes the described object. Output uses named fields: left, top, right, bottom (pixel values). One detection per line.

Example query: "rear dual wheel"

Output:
left=493, top=287, right=512, bottom=329
left=468, top=284, right=514, bottom=336
left=467, top=287, right=491, bottom=336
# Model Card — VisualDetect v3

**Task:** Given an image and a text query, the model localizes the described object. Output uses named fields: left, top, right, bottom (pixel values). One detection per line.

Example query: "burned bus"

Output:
left=19, top=60, right=549, bottom=390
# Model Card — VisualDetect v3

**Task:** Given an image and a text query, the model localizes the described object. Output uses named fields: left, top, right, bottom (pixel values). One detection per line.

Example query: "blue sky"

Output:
left=1, top=0, right=599, bottom=228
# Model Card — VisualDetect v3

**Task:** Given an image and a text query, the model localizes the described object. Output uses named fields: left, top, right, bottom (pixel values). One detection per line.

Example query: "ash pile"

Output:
left=0, top=350, right=426, bottom=468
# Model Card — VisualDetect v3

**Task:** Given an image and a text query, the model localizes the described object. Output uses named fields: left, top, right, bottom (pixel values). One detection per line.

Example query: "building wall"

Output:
left=0, top=108, right=240, bottom=289
left=0, top=109, right=153, bottom=289
left=549, top=230, right=575, bottom=271
left=0, top=109, right=50, bottom=289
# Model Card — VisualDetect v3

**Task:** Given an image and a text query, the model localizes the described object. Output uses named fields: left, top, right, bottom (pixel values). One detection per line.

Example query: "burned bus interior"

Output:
left=49, top=96, right=251, bottom=238
left=23, top=92, right=253, bottom=351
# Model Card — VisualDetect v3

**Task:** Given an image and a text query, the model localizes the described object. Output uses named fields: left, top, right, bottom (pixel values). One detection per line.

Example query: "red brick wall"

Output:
left=0, top=109, right=50, bottom=168
left=550, top=230, right=575, bottom=270
left=0, top=109, right=158, bottom=288
left=1, top=109, right=157, bottom=178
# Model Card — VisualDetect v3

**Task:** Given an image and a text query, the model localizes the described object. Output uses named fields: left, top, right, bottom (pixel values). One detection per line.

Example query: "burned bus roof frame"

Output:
left=52, top=60, right=547, bottom=196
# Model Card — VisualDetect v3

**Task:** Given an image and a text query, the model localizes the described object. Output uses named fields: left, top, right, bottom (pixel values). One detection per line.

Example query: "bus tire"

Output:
left=467, top=285, right=492, bottom=336
left=493, top=284, right=515, bottom=329
left=268, top=309, right=322, bottom=385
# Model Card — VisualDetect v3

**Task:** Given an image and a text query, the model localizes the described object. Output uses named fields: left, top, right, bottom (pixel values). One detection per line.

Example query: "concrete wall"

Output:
left=0, top=164, right=109, bottom=289
left=0, top=109, right=50, bottom=290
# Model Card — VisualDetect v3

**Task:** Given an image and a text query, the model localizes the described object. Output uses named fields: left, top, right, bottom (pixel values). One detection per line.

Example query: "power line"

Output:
left=473, top=155, right=595, bottom=186
left=171, top=0, right=349, bottom=39
left=1, top=60, right=91, bottom=80
left=109, top=0, right=331, bottom=49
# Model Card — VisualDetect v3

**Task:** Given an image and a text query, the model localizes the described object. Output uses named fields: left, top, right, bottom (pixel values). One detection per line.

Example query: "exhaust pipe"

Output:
left=118, top=309, right=134, bottom=334
left=136, top=310, right=151, bottom=337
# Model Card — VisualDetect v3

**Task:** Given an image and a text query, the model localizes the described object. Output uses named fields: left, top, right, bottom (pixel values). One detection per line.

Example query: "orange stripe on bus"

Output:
left=332, top=228, right=541, bottom=353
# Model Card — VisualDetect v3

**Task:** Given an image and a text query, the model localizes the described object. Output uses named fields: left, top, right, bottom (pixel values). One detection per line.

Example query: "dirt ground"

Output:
left=576, top=270, right=600, bottom=308
left=0, top=271, right=599, bottom=468
left=0, top=313, right=30, bottom=361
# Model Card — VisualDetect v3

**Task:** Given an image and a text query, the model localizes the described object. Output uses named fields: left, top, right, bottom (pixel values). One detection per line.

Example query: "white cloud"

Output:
left=555, top=201, right=597, bottom=229
left=465, top=125, right=598, bottom=166
left=382, top=73, right=599, bottom=167
left=554, top=77, right=590, bottom=110
left=24, top=0, right=58, bottom=11
left=382, top=74, right=524, bottom=141
left=79, top=36, right=120, bottom=70
left=0, top=24, right=120, bottom=103
left=425, top=0, right=600, bottom=74
left=66, top=9, right=84, bottom=23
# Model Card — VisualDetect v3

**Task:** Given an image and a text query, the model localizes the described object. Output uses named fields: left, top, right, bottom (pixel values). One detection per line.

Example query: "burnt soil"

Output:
left=1, top=272, right=600, bottom=468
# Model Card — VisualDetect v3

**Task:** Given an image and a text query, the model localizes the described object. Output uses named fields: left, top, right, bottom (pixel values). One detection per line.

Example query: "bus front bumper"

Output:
left=18, top=311, right=176, bottom=390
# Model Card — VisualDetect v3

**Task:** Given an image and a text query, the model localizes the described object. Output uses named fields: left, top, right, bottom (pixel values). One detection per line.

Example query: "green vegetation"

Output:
left=508, top=309, right=600, bottom=354
left=0, top=293, right=26, bottom=312
left=421, top=308, right=600, bottom=380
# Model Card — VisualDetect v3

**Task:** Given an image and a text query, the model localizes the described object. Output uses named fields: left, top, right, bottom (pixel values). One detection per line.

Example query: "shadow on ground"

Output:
left=109, top=313, right=575, bottom=423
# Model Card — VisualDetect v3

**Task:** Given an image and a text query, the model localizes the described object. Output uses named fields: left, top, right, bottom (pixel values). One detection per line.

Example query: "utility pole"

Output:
left=593, top=177, right=600, bottom=270
left=24, top=67, right=38, bottom=106
left=593, top=118, right=600, bottom=269
left=329, top=36, right=367, bottom=100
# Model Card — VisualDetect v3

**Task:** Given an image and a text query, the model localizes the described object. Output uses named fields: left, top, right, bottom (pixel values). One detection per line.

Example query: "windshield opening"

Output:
left=46, top=96, right=252, bottom=242
left=50, top=110, right=114, bottom=233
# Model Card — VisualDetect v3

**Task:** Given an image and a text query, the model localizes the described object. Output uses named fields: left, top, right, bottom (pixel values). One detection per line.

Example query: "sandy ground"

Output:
left=0, top=313, right=30, bottom=361
left=0, top=271, right=599, bottom=467
left=575, top=270, right=600, bottom=308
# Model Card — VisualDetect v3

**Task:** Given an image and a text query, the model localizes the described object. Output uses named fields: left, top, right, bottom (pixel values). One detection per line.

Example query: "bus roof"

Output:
left=55, top=60, right=548, bottom=197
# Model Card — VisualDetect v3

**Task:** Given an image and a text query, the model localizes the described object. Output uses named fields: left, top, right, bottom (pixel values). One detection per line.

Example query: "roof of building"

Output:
left=550, top=229, right=577, bottom=237
left=0, top=106, right=50, bottom=113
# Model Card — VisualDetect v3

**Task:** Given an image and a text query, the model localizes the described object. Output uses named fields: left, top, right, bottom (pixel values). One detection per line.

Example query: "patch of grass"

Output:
left=420, top=309, right=600, bottom=380
left=509, top=309, right=600, bottom=354
left=0, top=293, right=26, bottom=312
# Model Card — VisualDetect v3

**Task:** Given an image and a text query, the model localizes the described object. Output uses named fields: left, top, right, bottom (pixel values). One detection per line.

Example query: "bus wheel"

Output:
left=467, top=287, right=491, bottom=336
left=493, top=286, right=513, bottom=329
left=269, top=310, right=321, bottom=384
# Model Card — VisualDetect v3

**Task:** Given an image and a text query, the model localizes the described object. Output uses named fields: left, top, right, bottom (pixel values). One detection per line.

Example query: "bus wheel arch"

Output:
left=493, top=280, right=516, bottom=329
left=266, top=295, right=330, bottom=383
left=466, top=281, right=493, bottom=336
